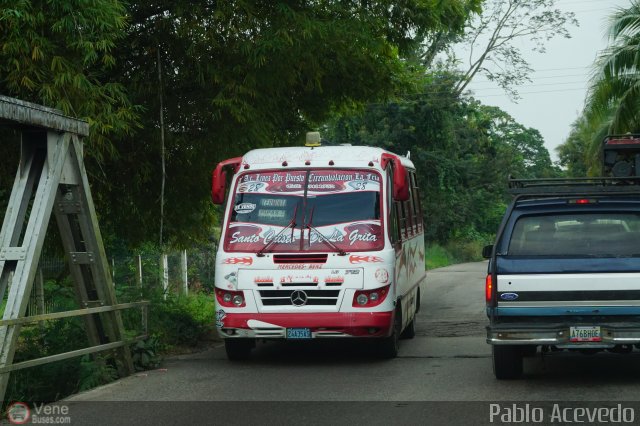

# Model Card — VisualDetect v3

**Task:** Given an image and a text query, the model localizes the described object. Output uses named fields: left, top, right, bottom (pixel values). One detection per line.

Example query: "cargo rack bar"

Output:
left=509, top=177, right=640, bottom=196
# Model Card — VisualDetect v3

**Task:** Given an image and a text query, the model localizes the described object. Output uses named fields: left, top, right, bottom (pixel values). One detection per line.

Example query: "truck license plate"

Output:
left=286, top=328, right=312, bottom=339
left=569, top=326, right=601, bottom=342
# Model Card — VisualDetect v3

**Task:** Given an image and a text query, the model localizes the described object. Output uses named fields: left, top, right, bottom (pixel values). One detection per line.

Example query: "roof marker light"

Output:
left=329, top=160, right=334, bottom=166
left=305, top=131, right=322, bottom=147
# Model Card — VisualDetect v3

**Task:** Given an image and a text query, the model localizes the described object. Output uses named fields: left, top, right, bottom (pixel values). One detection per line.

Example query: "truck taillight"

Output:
left=485, top=274, right=493, bottom=303
left=353, top=285, right=390, bottom=307
left=215, top=288, right=246, bottom=307
left=568, top=198, right=597, bottom=204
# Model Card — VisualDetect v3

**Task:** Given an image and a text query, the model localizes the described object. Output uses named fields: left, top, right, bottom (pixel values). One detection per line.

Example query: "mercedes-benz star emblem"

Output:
left=290, top=290, right=308, bottom=307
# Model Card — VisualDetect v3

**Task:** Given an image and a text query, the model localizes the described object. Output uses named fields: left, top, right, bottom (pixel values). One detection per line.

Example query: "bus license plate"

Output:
left=286, top=328, right=312, bottom=339
left=569, top=326, right=601, bottom=342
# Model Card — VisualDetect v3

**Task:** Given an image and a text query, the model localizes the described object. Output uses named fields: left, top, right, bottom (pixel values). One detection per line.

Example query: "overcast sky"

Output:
left=463, top=0, right=630, bottom=161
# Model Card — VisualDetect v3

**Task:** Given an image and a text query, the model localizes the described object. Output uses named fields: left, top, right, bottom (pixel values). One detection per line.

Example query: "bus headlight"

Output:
left=356, top=294, right=369, bottom=306
left=352, top=285, right=390, bottom=308
left=215, top=289, right=246, bottom=308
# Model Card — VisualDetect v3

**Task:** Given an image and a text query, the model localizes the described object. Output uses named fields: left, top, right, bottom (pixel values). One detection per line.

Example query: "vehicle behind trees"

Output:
left=211, top=134, right=426, bottom=360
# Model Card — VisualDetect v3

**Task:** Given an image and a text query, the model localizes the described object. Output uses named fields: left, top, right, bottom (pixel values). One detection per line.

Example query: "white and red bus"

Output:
left=211, top=134, right=425, bottom=359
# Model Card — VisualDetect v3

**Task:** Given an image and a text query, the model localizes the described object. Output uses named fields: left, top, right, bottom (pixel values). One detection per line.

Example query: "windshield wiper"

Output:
left=256, top=205, right=298, bottom=257
left=305, top=206, right=347, bottom=256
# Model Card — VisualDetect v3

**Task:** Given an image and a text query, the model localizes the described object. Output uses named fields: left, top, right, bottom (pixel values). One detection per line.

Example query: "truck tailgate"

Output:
left=497, top=273, right=640, bottom=311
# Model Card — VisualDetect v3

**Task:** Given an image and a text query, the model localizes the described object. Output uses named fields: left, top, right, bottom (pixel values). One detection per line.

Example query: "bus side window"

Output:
left=388, top=172, right=400, bottom=243
left=410, top=173, right=423, bottom=233
left=397, top=201, right=407, bottom=240
left=404, top=195, right=414, bottom=238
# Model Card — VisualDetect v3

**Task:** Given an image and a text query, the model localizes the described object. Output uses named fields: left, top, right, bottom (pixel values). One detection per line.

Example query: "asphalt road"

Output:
left=60, top=261, right=640, bottom=425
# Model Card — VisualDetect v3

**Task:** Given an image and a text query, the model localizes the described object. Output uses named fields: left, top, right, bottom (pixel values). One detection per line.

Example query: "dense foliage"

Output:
left=452, top=0, right=577, bottom=99
left=0, top=0, right=570, bottom=406
left=0, top=0, right=567, bottom=248
left=324, top=80, right=558, bottom=242
left=94, top=0, right=480, bottom=246
left=0, top=0, right=139, bottom=159
left=558, top=1, right=640, bottom=174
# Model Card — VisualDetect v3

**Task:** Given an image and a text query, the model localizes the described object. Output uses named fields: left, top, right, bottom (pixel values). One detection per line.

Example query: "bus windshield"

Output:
left=224, top=169, right=383, bottom=253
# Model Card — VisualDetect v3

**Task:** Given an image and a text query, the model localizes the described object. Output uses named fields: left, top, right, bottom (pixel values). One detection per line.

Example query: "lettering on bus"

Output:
left=238, top=171, right=381, bottom=194
left=226, top=223, right=382, bottom=251
left=226, top=169, right=384, bottom=252
left=277, top=264, right=322, bottom=270
left=348, top=229, right=378, bottom=246
left=241, top=172, right=305, bottom=184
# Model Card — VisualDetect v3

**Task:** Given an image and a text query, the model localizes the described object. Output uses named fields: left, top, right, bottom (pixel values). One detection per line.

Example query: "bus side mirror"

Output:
left=211, top=157, right=242, bottom=205
left=482, top=245, right=494, bottom=259
left=211, top=165, right=227, bottom=205
left=393, top=163, right=410, bottom=201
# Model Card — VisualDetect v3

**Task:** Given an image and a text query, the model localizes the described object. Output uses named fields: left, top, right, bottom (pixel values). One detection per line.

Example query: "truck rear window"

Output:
left=508, top=213, right=640, bottom=256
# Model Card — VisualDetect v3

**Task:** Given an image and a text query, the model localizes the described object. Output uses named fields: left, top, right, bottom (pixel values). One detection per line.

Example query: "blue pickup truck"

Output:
left=484, top=176, right=640, bottom=379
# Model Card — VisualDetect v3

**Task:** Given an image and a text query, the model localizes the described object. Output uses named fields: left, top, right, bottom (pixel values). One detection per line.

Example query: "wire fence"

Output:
left=18, top=245, right=217, bottom=317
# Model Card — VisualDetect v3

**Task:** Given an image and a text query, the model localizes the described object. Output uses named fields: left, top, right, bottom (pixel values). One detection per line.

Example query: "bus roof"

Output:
left=240, top=145, right=415, bottom=171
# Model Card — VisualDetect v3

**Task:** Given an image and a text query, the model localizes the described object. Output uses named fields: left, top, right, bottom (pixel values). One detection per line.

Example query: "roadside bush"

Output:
left=3, top=283, right=215, bottom=410
left=426, top=235, right=492, bottom=269
left=445, top=239, right=485, bottom=263
left=425, top=244, right=453, bottom=269
left=145, top=289, right=216, bottom=349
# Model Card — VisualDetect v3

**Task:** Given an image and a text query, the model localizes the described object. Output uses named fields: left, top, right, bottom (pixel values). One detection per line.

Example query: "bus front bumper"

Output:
left=217, top=312, right=393, bottom=339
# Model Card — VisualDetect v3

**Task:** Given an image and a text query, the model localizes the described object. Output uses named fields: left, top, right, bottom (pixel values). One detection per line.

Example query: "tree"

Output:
left=585, top=0, right=640, bottom=134
left=452, top=0, right=578, bottom=99
left=323, top=76, right=557, bottom=242
left=478, top=105, right=559, bottom=178
left=96, top=0, right=478, bottom=246
left=0, top=0, right=138, bottom=160
left=557, top=118, right=591, bottom=178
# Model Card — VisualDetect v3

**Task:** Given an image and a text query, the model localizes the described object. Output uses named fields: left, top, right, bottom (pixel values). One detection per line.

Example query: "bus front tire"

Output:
left=378, top=308, right=401, bottom=359
left=225, top=338, right=254, bottom=361
left=400, top=317, right=415, bottom=339
left=492, top=345, right=523, bottom=380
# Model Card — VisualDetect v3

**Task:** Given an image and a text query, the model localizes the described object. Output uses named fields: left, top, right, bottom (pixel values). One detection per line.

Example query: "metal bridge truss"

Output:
left=0, top=96, right=148, bottom=403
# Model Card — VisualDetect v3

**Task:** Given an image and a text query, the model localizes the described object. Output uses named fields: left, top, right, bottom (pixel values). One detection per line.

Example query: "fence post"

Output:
left=36, top=268, right=45, bottom=333
left=181, top=250, right=188, bottom=296
left=161, top=254, right=168, bottom=300
left=136, top=255, right=143, bottom=288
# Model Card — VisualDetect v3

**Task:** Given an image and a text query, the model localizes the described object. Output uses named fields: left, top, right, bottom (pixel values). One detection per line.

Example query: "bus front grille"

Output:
left=259, top=289, right=340, bottom=306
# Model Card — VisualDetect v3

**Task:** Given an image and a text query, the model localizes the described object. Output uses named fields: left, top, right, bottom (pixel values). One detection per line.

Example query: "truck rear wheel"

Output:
left=521, top=345, right=538, bottom=357
left=492, top=345, right=523, bottom=379
left=225, top=338, right=254, bottom=361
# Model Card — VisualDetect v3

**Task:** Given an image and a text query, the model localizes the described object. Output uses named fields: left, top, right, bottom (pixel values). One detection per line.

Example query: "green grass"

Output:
left=425, top=244, right=453, bottom=269
left=425, top=240, right=486, bottom=270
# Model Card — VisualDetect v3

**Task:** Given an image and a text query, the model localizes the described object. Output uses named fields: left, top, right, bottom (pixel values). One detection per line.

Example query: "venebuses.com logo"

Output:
left=6, top=402, right=30, bottom=424
left=6, top=402, right=71, bottom=424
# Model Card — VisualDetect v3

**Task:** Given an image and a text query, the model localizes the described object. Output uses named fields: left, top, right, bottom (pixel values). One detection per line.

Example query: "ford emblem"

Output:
left=500, top=292, right=519, bottom=301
